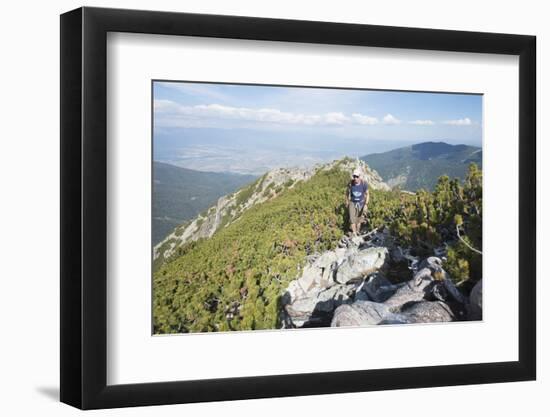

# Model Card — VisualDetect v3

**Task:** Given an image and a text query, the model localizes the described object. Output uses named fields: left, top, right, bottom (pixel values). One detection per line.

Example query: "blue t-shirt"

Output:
left=349, top=181, right=368, bottom=205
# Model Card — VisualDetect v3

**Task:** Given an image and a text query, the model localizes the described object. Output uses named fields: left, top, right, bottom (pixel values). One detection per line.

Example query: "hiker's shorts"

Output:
left=348, top=202, right=365, bottom=224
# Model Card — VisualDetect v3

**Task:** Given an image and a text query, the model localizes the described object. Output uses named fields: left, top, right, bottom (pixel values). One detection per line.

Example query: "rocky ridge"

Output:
left=282, top=227, right=482, bottom=328
left=154, top=158, right=389, bottom=264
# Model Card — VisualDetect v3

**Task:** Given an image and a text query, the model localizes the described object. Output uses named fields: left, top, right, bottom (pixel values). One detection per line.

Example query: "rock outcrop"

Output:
left=282, top=227, right=476, bottom=328
left=335, top=247, right=389, bottom=284
left=332, top=301, right=397, bottom=327
left=468, top=279, right=483, bottom=320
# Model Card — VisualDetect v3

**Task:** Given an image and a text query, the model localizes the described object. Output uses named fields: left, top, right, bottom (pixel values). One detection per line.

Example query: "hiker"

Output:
left=345, top=168, right=369, bottom=236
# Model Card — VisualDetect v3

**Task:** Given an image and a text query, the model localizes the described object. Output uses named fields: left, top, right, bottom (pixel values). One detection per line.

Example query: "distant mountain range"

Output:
left=360, top=141, right=482, bottom=191
left=154, top=141, right=481, bottom=243
left=153, top=162, right=256, bottom=244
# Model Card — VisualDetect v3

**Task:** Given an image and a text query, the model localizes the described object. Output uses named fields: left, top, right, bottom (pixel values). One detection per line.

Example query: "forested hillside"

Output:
left=361, top=141, right=482, bottom=191
left=153, top=162, right=255, bottom=244
left=153, top=158, right=482, bottom=334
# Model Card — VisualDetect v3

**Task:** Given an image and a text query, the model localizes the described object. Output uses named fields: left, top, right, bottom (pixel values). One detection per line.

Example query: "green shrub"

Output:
left=153, top=167, right=350, bottom=333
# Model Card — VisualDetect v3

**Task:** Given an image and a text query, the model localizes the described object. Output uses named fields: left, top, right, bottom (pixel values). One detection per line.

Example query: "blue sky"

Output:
left=153, top=81, right=482, bottom=174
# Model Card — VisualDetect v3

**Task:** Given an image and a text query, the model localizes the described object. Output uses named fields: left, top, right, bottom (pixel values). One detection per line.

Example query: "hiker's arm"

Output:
left=365, top=189, right=370, bottom=208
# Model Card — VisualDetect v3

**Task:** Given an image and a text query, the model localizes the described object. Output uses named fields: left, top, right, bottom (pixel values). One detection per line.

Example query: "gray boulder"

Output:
left=425, top=281, right=448, bottom=302
left=316, top=250, right=339, bottom=267
left=418, top=256, right=444, bottom=272
left=384, top=271, right=434, bottom=309
left=283, top=246, right=469, bottom=329
left=400, top=301, right=455, bottom=323
left=335, top=247, right=389, bottom=284
left=383, top=261, right=467, bottom=309
left=331, top=299, right=455, bottom=327
left=378, top=318, right=410, bottom=325
left=295, top=264, right=321, bottom=293
left=363, top=272, right=397, bottom=302
left=442, top=278, right=467, bottom=304
left=468, top=280, right=483, bottom=320
left=295, top=251, right=341, bottom=292
left=284, top=296, right=319, bottom=327
left=332, top=301, right=403, bottom=327
left=315, top=284, right=355, bottom=312
left=284, top=283, right=355, bottom=327
left=353, top=291, right=370, bottom=302
left=284, top=279, right=306, bottom=304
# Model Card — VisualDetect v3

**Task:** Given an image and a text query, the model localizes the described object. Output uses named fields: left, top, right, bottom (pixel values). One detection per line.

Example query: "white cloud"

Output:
left=155, top=100, right=434, bottom=131
left=157, top=82, right=232, bottom=103
left=324, top=112, right=351, bottom=125
left=154, top=99, right=181, bottom=112
left=410, top=119, right=435, bottom=125
left=352, top=113, right=379, bottom=125
left=382, top=114, right=401, bottom=125
left=443, top=117, right=473, bottom=126
left=155, top=100, right=356, bottom=127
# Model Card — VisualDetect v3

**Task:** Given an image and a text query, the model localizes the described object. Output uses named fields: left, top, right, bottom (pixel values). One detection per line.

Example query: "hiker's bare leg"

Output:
left=350, top=223, right=357, bottom=235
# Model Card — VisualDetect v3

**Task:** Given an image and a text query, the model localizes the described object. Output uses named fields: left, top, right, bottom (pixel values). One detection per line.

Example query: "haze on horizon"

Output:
left=153, top=81, right=482, bottom=175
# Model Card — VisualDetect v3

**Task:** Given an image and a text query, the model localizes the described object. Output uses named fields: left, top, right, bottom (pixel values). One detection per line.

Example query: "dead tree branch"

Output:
left=456, top=224, right=483, bottom=255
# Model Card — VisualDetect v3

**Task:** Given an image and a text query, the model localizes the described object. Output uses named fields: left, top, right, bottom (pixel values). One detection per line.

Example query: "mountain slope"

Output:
left=360, top=141, right=482, bottom=191
left=153, top=158, right=389, bottom=268
left=153, top=158, right=390, bottom=333
left=153, top=162, right=255, bottom=244
left=153, top=160, right=482, bottom=334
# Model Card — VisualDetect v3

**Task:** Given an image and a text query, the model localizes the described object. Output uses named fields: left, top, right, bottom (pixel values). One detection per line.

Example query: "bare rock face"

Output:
left=400, top=301, right=455, bottom=323
left=383, top=268, right=434, bottom=309
left=284, top=284, right=356, bottom=327
left=281, top=223, right=468, bottom=329
left=361, top=272, right=396, bottom=303
left=332, top=299, right=456, bottom=326
left=329, top=254, right=467, bottom=328
left=335, top=247, right=389, bottom=284
left=282, top=234, right=390, bottom=328
left=321, top=158, right=390, bottom=192
left=332, top=301, right=397, bottom=327
left=332, top=298, right=456, bottom=327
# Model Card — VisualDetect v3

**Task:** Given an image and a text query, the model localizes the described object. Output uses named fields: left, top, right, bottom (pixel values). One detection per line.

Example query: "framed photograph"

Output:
left=60, top=6, right=536, bottom=409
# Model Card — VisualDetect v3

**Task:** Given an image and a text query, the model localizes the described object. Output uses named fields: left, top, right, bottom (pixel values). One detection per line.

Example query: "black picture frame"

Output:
left=60, top=6, right=536, bottom=410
